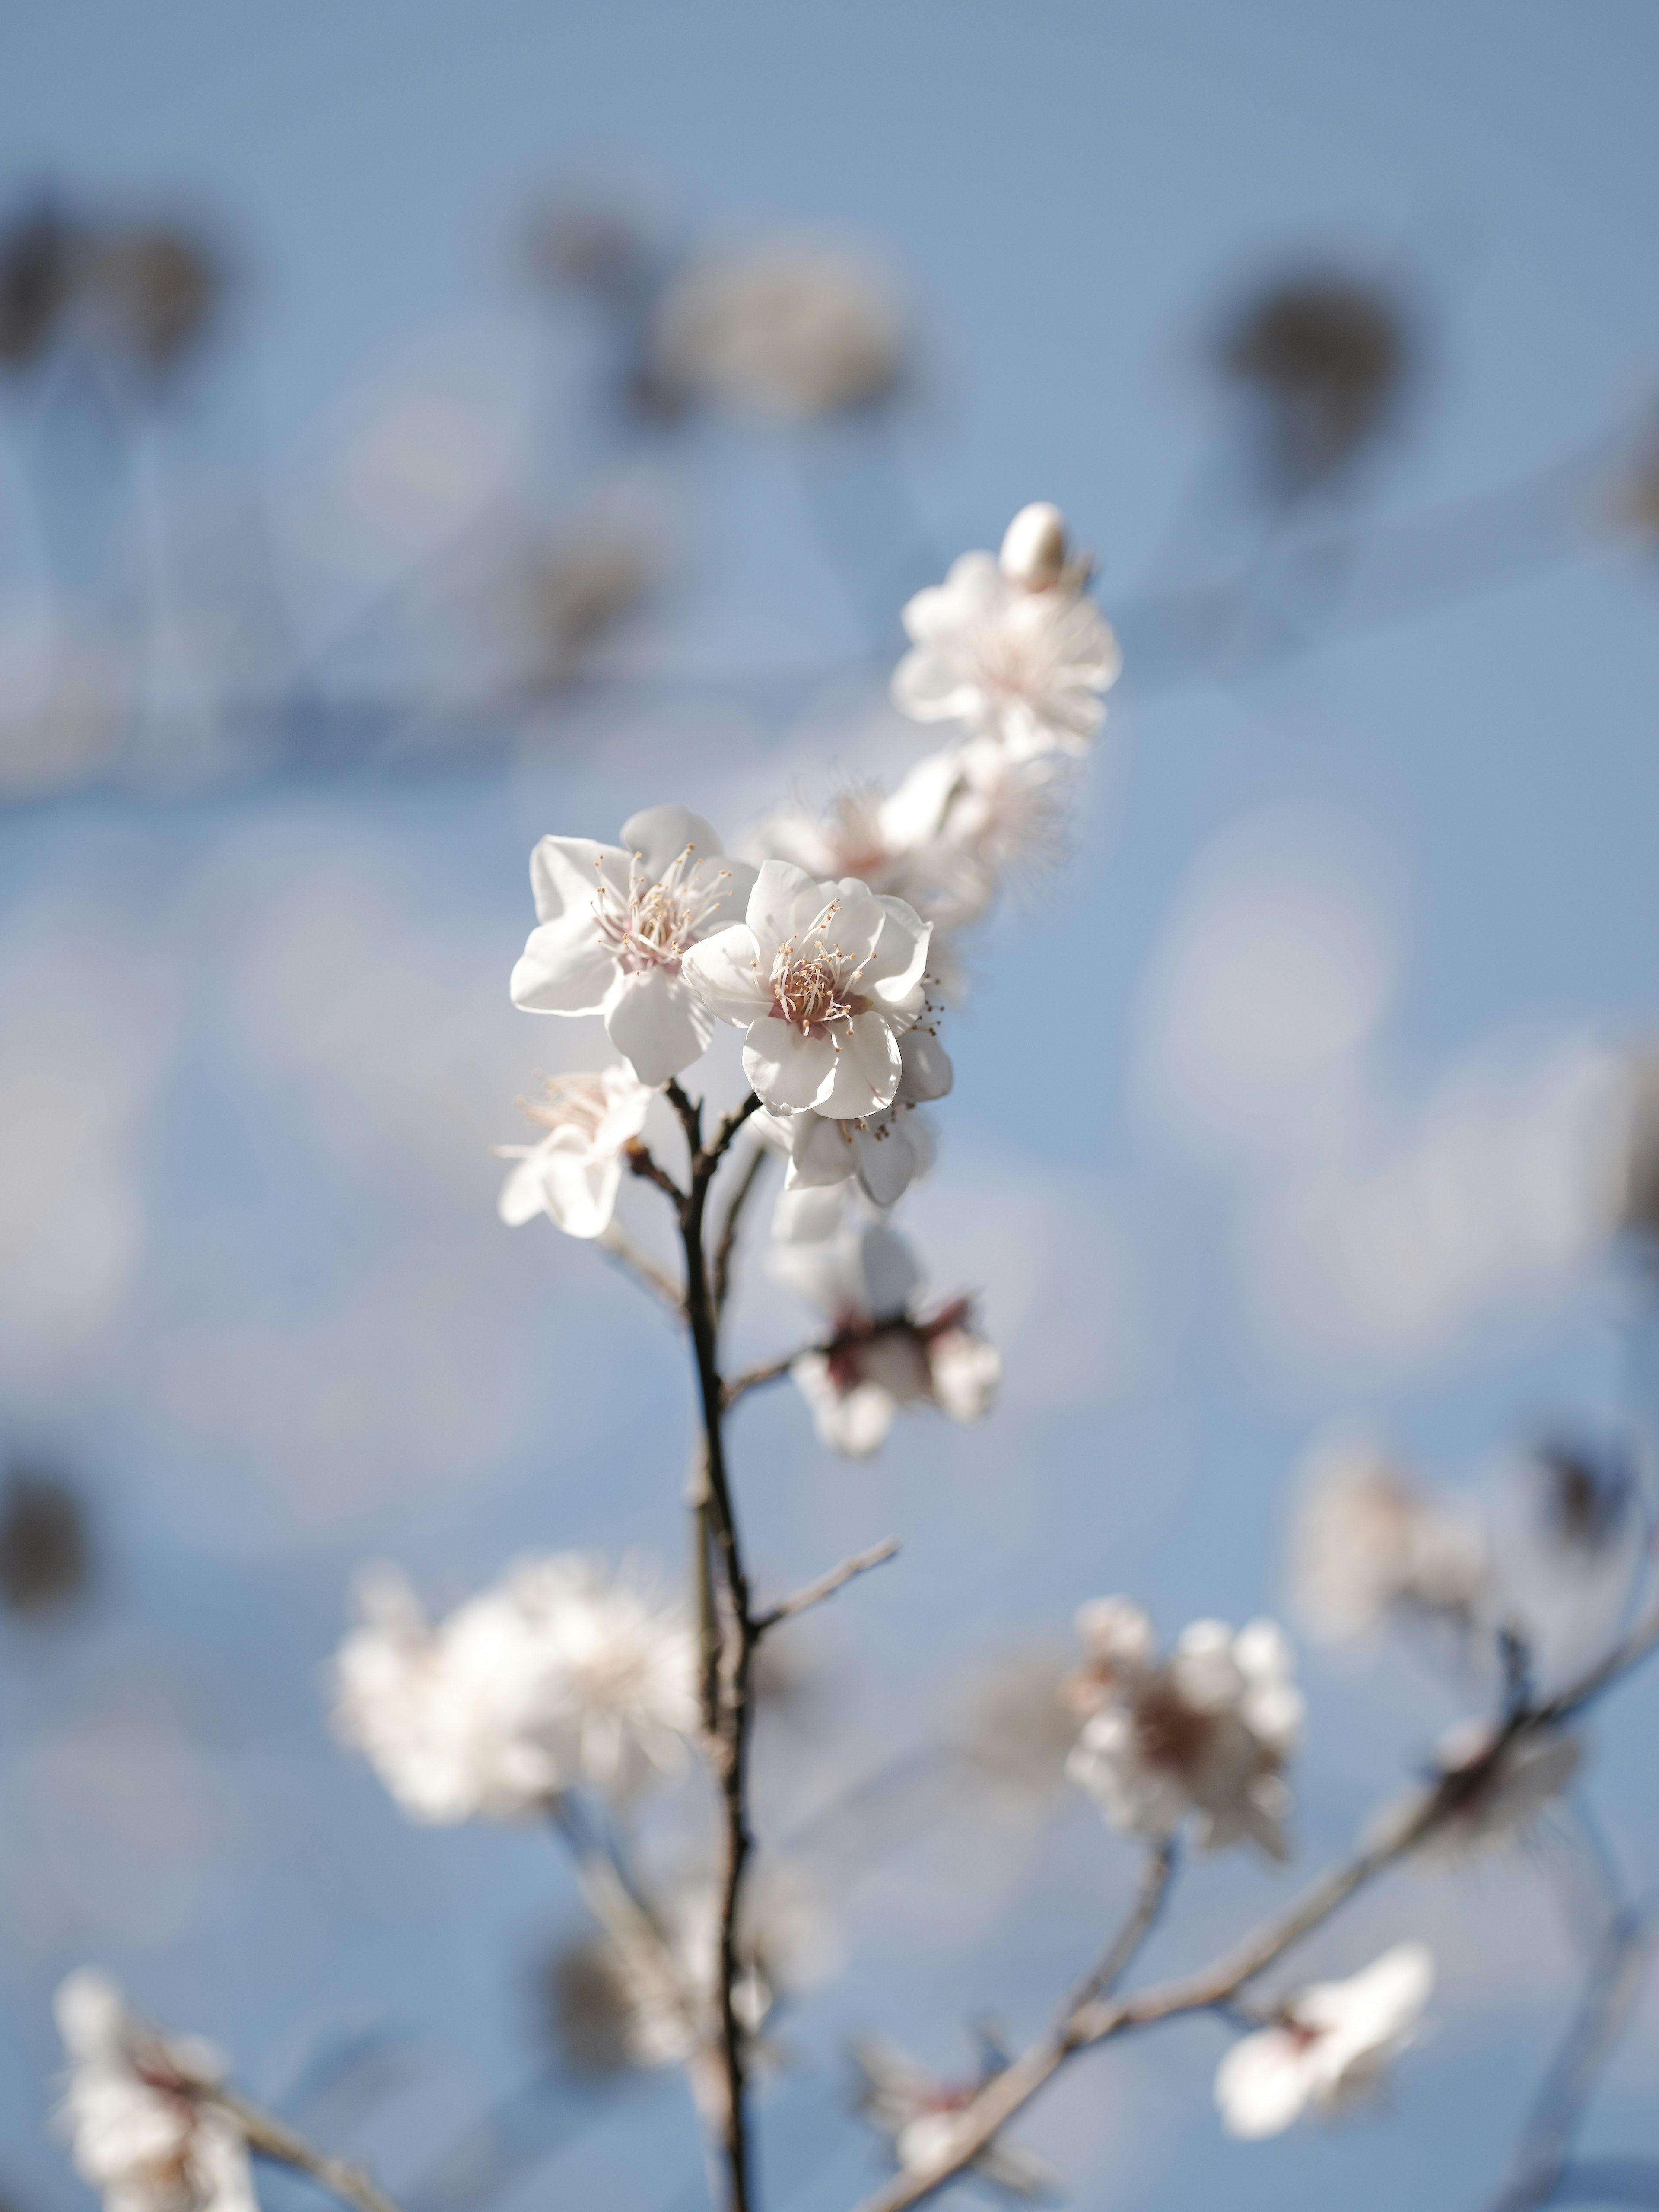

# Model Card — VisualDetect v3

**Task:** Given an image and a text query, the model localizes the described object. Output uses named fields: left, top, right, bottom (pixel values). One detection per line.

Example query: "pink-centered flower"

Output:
left=768, top=1219, right=998, bottom=1458
left=496, top=1065, right=653, bottom=1239
left=510, top=803, right=756, bottom=1087
left=1215, top=1944, right=1434, bottom=2139
left=892, top=505, right=1121, bottom=761
left=1066, top=1602, right=1304, bottom=1860
left=680, top=858, right=932, bottom=1119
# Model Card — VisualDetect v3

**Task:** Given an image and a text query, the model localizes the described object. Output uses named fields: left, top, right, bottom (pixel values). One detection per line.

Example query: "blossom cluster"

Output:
left=496, top=500, right=1118, bottom=1454
left=331, top=1552, right=696, bottom=1822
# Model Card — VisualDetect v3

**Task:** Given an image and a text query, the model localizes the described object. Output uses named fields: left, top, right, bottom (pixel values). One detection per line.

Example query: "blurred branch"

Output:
left=205, top=2086, right=404, bottom=2212
left=712, top=1142, right=770, bottom=1321
left=597, top=1222, right=684, bottom=1313
left=754, top=1538, right=901, bottom=1635
left=1485, top=1895, right=1659, bottom=2212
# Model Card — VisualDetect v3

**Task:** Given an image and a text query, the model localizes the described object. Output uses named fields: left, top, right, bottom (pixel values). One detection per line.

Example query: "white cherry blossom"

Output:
left=756, top=1026, right=951, bottom=1206
left=497, top=1064, right=653, bottom=1238
left=768, top=1219, right=998, bottom=1457
left=53, top=1970, right=256, bottom=2212
left=1290, top=1433, right=1487, bottom=1643
left=1066, top=1604, right=1303, bottom=1859
left=680, top=858, right=931, bottom=1119
left=1215, top=1943, right=1434, bottom=2139
left=510, top=803, right=756, bottom=1087
left=332, top=1553, right=696, bottom=1822
left=892, top=505, right=1121, bottom=761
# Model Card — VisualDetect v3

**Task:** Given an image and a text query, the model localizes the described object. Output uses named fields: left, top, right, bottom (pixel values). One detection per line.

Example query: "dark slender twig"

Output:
left=712, top=1143, right=770, bottom=1320
left=755, top=1538, right=902, bottom=1635
left=1060, top=1840, right=1179, bottom=2025
left=626, top=1141, right=686, bottom=1210
left=204, top=2086, right=405, bottom=2212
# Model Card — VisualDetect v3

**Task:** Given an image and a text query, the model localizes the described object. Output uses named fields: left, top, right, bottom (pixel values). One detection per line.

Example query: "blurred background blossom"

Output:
left=3, top=5, right=1659, bottom=2212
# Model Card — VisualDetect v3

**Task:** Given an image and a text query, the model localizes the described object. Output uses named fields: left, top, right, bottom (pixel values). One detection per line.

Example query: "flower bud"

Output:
left=998, top=501, right=1069, bottom=591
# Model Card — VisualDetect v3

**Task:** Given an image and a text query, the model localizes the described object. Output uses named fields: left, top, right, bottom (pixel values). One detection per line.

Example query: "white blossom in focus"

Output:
left=510, top=804, right=756, bottom=1087
left=496, top=1064, right=653, bottom=1238
left=1215, top=1943, right=1434, bottom=2139
left=53, top=1970, right=256, bottom=2212
left=852, top=2040, right=1056, bottom=2200
left=654, top=238, right=905, bottom=421
left=892, top=506, right=1121, bottom=761
left=1417, top=1719, right=1583, bottom=1860
left=768, top=1219, right=998, bottom=1458
left=332, top=1554, right=696, bottom=1821
left=755, top=1026, right=952, bottom=1207
left=1066, top=1604, right=1303, bottom=1859
left=1290, top=1432, right=1487, bottom=1642
left=681, top=859, right=932, bottom=1119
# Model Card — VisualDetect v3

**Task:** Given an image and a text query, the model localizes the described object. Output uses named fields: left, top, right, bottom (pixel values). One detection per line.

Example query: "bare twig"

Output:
left=1062, top=1839, right=1179, bottom=2022
left=597, top=1223, right=683, bottom=1313
left=626, top=1141, right=686, bottom=1211
left=756, top=1538, right=902, bottom=1635
left=724, top=1351, right=808, bottom=1408
left=204, top=2085, right=405, bottom=2212
left=712, top=1142, right=770, bottom=1320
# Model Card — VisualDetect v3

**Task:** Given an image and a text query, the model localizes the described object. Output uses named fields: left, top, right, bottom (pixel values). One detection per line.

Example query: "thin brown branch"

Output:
left=203, top=2085, right=404, bottom=2212
left=755, top=1538, right=902, bottom=1635
left=712, top=1141, right=770, bottom=1320
left=625, top=1140, right=686, bottom=1213
left=845, top=1607, right=1659, bottom=2212
left=1062, top=1838, right=1179, bottom=2024
left=597, top=1223, right=684, bottom=1313
left=723, top=1351, right=807, bottom=1408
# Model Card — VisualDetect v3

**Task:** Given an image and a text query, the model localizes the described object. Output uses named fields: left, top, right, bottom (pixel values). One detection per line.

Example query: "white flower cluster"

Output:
left=495, top=504, right=1114, bottom=1451
left=53, top=1970, right=255, bottom=2212
left=852, top=2038, right=1055, bottom=2200
left=1064, top=1599, right=1304, bottom=1860
left=332, top=1553, right=696, bottom=1823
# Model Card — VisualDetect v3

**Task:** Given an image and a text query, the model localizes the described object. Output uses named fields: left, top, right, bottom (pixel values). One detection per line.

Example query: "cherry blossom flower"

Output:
left=768, top=1218, right=998, bottom=1458
left=1066, top=1604, right=1303, bottom=1860
left=852, top=2039, right=1056, bottom=2200
left=496, top=1064, right=653, bottom=1239
left=510, top=803, right=756, bottom=1087
left=891, top=505, right=1121, bottom=761
left=1214, top=1943, right=1434, bottom=2139
left=1416, top=1719, right=1582, bottom=1859
left=755, top=1027, right=951, bottom=1207
left=1289, top=1433, right=1487, bottom=1643
left=332, top=1553, right=696, bottom=1822
left=53, top=1969, right=256, bottom=2212
left=680, top=858, right=932, bottom=1119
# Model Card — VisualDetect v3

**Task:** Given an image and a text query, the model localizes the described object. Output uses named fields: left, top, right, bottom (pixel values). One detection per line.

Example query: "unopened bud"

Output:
left=998, top=502, right=1068, bottom=591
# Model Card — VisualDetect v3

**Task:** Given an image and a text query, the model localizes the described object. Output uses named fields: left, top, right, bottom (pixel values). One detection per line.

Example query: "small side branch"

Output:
left=626, top=1141, right=686, bottom=1213
left=712, top=1142, right=770, bottom=1320
left=205, top=2087, right=404, bottom=2212
left=597, top=1224, right=684, bottom=1314
left=725, top=1351, right=812, bottom=1409
left=1062, top=1839, right=1178, bottom=2027
left=756, top=1538, right=902, bottom=1636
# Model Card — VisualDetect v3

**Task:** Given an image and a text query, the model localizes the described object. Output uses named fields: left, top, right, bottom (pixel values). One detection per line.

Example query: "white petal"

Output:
left=891, top=645, right=977, bottom=725
left=897, top=1027, right=953, bottom=1102
left=818, top=1011, right=903, bottom=1117
left=864, top=897, right=932, bottom=1004
left=1215, top=2030, right=1314, bottom=2139
left=528, top=834, right=628, bottom=923
left=620, top=802, right=723, bottom=877
left=680, top=925, right=766, bottom=1026
left=744, top=1020, right=839, bottom=1113
left=510, top=912, right=616, bottom=1014
left=604, top=970, right=715, bottom=1086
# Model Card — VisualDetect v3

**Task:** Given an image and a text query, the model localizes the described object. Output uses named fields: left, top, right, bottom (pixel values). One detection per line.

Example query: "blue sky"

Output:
left=3, top=4, right=1659, bottom=2209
